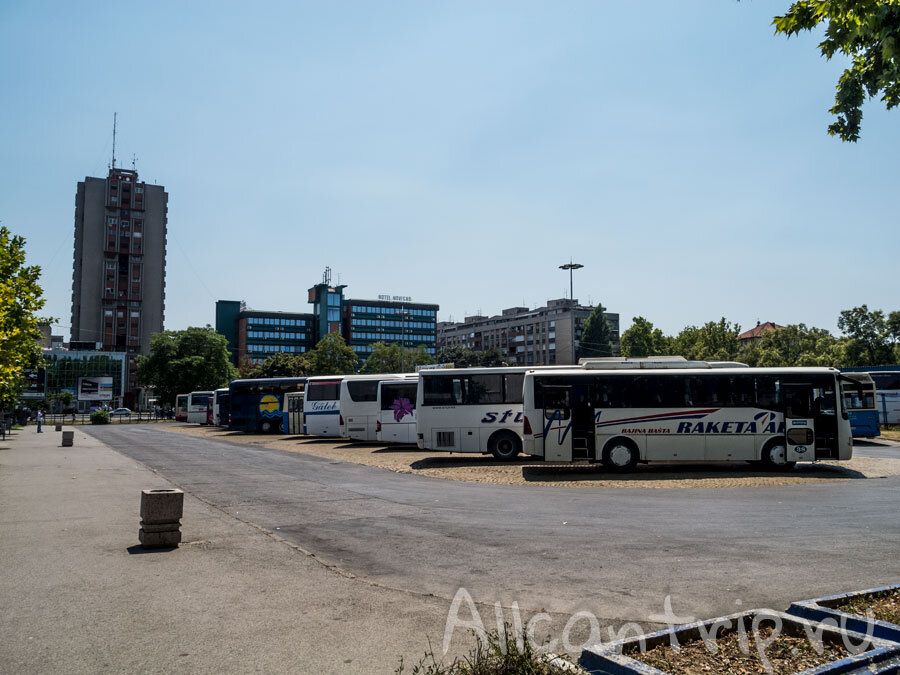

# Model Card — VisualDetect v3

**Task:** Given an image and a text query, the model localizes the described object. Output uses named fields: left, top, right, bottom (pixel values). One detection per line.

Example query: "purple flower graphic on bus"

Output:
left=391, top=398, right=414, bottom=422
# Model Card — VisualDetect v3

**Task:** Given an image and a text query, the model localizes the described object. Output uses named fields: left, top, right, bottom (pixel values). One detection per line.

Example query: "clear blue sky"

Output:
left=1, top=1, right=897, bottom=339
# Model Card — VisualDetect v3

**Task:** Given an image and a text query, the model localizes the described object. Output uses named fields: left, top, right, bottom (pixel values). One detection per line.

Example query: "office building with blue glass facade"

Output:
left=217, top=281, right=438, bottom=366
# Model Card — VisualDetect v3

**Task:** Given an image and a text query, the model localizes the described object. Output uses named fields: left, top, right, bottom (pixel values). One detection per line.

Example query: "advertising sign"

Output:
left=19, top=368, right=46, bottom=399
left=77, top=376, right=113, bottom=401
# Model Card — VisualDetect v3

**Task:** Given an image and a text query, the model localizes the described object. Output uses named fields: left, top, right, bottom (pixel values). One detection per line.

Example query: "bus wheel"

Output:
left=489, top=431, right=521, bottom=461
left=761, top=440, right=796, bottom=470
left=602, top=439, right=638, bottom=472
left=260, top=420, right=275, bottom=434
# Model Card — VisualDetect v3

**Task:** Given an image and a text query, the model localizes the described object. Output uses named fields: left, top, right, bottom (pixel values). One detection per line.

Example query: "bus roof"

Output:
left=340, top=373, right=417, bottom=381
left=229, top=377, right=307, bottom=385
left=305, top=375, right=347, bottom=383
left=526, top=366, right=841, bottom=377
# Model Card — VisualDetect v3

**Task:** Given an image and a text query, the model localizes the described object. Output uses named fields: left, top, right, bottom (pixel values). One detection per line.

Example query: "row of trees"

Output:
left=0, top=226, right=46, bottom=409
left=619, top=305, right=900, bottom=368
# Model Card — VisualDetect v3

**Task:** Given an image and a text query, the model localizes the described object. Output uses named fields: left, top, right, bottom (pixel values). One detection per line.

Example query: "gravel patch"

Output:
left=162, top=425, right=900, bottom=489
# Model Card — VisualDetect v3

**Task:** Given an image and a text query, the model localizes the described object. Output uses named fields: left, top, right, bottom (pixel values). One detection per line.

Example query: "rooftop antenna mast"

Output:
left=111, top=112, right=117, bottom=169
left=323, top=266, right=332, bottom=286
left=131, top=153, right=138, bottom=171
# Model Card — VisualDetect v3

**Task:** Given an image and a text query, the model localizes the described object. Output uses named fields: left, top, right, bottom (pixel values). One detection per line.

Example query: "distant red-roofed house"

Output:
left=739, top=321, right=783, bottom=348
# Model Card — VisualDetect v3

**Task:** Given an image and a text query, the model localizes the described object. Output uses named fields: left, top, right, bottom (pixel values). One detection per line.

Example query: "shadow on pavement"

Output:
left=520, top=461, right=868, bottom=483
left=126, top=544, right=178, bottom=555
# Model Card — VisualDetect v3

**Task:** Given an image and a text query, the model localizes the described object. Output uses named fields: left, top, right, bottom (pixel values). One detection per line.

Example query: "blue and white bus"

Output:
left=839, top=372, right=879, bottom=438
left=842, top=366, right=900, bottom=427
left=229, top=377, right=307, bottom=433
left=303, top=376, right=345, bottom=437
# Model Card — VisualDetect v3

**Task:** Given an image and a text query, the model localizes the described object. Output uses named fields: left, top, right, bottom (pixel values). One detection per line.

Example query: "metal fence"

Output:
left=42, top=412, right=175, bottom=425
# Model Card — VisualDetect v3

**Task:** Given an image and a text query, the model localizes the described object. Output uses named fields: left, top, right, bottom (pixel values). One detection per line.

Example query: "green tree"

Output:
left=435, top=346, right=510, bottom=368
left=361, top=342, right=436, bottom=373
left=0, top=226, right=46, bottom=408
left=135, top=326, right=236, bottom=406
left=579, top=302, right=614, bottom=358
left=740, top=324, right=847, bottom=367
left=837, top=304, right=895, bottom=365
left=304, top=332, right=358, bottom=376
left=773, top=0, right=900, bottom=142
left=672, top=319, right=741, bottom=361
left=619, top=317, right=669, bottom=357
left=243, top=352, right=307, bottom=379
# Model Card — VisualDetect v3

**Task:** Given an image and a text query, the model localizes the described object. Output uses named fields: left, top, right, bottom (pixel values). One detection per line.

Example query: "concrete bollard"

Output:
left=61, top=430, right=74, bottom=447
left=55, top=423, right=63, bottom=432
left=139, top=488, right=184, bottom=548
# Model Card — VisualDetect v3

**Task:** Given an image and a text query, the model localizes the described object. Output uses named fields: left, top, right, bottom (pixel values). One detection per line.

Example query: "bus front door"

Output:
left=783, top=383, right=815, bottom=463
left=542, top=386, right=572, bottom=462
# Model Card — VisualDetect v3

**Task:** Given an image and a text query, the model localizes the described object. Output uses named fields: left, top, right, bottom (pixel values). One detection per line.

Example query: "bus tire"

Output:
left=489, top=431, right=521, bottom=461
left=602, top=438, right=639, bottom=472
left=260, top=419, right=275, bottom=434
left=760, top=439, right=796, bottom=470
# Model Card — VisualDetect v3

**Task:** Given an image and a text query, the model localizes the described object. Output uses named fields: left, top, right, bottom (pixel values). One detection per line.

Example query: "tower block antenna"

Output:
left=111, top=112, right=117, bottom=169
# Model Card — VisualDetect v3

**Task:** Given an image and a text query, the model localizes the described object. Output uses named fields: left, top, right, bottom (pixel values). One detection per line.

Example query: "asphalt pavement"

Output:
left=0, top=427, right=471, bottom=674
left=84, top=425, right=900, bottom=625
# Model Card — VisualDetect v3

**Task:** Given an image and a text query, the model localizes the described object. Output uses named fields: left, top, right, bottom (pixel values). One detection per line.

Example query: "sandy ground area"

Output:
left=161, top=424, right=900, bottom=489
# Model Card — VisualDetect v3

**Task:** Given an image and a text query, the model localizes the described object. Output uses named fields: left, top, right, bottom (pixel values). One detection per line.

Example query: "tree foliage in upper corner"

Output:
left=620, top=317, right=670, bottom=357
left=240, top=352, right=307, bottom=379
left=435, top=345, right=510, bottom=368
left=303, top=332, right=359, bottom=376
left=579, top=303, right=614, bottom=359
left=361, top=342, right=436, bottom=374
left=773, top=0, right=900, bottom=141
left=135, top=326, right=237, bottom=406
left=0, top=226, right=46, bottom=408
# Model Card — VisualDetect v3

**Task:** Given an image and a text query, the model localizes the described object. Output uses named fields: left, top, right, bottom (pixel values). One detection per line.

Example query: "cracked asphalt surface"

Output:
left=85, top=425, right=900, bottom=623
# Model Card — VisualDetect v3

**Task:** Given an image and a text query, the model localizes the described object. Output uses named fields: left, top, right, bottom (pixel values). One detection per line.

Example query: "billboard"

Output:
left=78, top=376, right=113, bottom=401
left=19, top=367, right=46, bottom=399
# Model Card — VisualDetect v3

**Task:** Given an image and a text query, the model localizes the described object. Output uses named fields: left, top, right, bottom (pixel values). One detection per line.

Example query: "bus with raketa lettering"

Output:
left=521, top=366, right=852, bottom=470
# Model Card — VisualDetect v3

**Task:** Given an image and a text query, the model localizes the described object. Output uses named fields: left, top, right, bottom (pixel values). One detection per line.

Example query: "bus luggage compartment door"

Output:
left=542, top=386, right=572, bottom=462
left=784, top=384, right=815, bottom=463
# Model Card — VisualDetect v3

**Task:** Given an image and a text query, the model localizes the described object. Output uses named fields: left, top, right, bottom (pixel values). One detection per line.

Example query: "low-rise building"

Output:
left=739, top=321, right=783, bottom=349
left=437, top=298, right=619, bottom=366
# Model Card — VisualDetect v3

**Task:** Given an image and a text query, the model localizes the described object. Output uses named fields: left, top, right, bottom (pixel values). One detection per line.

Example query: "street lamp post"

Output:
left=559, top=261, right=584, bottom=364
left=559, top=261, right=584, bottom=302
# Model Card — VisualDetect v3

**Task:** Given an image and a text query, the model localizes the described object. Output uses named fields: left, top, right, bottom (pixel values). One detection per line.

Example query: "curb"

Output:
left=787, top=583, right=900, bottom=644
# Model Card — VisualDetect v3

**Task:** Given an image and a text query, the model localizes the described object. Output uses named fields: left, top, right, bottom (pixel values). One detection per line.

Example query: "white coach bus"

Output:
left=377, top=378, right=419, bottom=444
left=416, top=367, right=531, bottom=460
left=522, top=366, right=853, bottom=469
left=187, top=390, right=214, bottom=424
left=339, top=373, right=417, bottom=441
left=303, top=376, right=345, bottom=437
left=211, top=388, right=229, bottom=426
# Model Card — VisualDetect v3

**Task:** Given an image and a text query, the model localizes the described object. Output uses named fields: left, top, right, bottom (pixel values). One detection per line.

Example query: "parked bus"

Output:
left=522, top=366, right=852, bottom=469
left=416, top=367, right=531, bottom=460
left=282, top=391, right=305, bottom=435
left=839, top=373, right=879, bottom=438
left=842, top=366, right=900, bottom=426
left=187, top=391, right=214, bottom=424
left=216, top=392, right=230, bottom=427
left=377, top=379, right=419, bottom=444
left=340, top=373, right=417, bottom=441
left=229, top=377, right=306, bottom=433
left=303, top=376, right=345, bottom=437
left=175, top=394, right=189, bottom=422
left=211, top=388, right=229, bottom=426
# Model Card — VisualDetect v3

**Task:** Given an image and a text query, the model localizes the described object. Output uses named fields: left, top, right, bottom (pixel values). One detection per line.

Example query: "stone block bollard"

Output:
left=55, top=423, right=63, bottom=432
left=139, top=488, right=184, bottom=548
left=61, top=430, right=74, bottom=447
